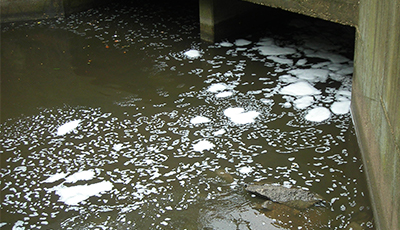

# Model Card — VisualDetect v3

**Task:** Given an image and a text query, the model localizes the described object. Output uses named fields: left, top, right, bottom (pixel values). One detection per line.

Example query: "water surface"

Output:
left=1, top=1, right=374, bottom=229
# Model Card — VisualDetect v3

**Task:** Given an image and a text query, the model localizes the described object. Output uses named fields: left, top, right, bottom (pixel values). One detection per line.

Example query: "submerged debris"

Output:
left=246, top=184, right=324, bottom=209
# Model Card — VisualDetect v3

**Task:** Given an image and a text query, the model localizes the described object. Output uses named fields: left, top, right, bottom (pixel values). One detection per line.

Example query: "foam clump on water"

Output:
left=53, top=181, right=113, bottom=205
left=279, top=81, right=321, bottom=96
left=190, top=116, right=211, bottom=124
left=215, top=91, right=234, bottom=98
left=207, top=83, right=234, bottom=93
left=65, top=170, right=96, bottom=183
left=192, top=140, right=215, bottom=152
left=224, top=107, right=260, bottom=124
left=235, top=39, right=251, bottom=46
left=330, top=100, right=351, bottom=115
left=184, top=49, right=202, bottom=59
left=56, top=119, right=81, bottom=136
left=305, top=107, right=331, bottom=122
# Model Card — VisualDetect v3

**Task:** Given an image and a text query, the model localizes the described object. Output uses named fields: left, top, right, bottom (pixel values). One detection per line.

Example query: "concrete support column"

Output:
left=352, top=0, right=400, bottom=229
left=199, top=0, right=258, bottom=42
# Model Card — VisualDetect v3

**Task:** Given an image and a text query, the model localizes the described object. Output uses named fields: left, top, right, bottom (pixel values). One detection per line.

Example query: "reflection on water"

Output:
left=1, top=0, right=374, bottom=229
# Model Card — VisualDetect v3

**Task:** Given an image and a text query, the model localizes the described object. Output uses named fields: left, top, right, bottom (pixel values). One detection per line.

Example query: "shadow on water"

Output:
left=1, top=0, right=374, bottom=229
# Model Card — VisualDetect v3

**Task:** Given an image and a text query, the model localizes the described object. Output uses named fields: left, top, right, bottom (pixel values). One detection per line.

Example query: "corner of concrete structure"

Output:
left=352, top=0, right=400, bottom=229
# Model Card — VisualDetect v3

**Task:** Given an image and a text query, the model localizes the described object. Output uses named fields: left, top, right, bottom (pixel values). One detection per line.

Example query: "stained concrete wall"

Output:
left=0, top=0, right=99, bottom=23
left=352, top=0, right=400, bottom=229
left=243, top=0, right=358, bottom=26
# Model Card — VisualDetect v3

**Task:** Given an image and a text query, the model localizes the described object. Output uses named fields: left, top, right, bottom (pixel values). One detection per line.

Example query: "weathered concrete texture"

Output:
left=352, top=0, right=400, bottom=229
left=0, top=0, right=98, bottom=23
left=200, top=0, right=261, bottom=42
left=243, top=0, right=358, bottom=26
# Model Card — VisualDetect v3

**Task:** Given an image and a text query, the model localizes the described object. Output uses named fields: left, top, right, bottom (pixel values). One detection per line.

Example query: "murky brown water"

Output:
left=1, top=0, right=374, bottom=229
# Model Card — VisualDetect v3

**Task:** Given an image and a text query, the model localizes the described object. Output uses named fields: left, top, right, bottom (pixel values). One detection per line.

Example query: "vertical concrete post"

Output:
left=199, top=0, right=258, bottom=42
left=352, top=0, right=400, bottom=229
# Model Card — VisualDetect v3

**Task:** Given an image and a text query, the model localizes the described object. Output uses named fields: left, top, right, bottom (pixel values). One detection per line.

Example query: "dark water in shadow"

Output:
left=1, top=1, right=374, bottom=229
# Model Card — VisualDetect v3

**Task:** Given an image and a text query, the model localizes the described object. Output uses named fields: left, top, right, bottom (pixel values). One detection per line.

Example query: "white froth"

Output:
left=213, top=129, right=226, bottom=136
left=112, top=143, right=124, bottom=151
left=190, top=116, right=211, bottom=124
left=288, top=69, right=330, bottom=83
left=294, top=96, right=314, bottom=109
left=43, top=172, right=68, bottom=183
left=65, top=170, right=95, bottom=183
left=223, top=107, right=260, bottom=124
left=279, top=75, right=298, bottom=83
left=235, top=39, right=251, bottom=46
left=215, top=91, right=233, bottom=98
left=56, top=119, right=81, bottom=136
left=207, top=83, right=229, bottom=93
left=53, top=181, right=113, bottom=205
left=305, top=107, right=331, bottom=122
left=330, top=100, right=351, bottom=115
left=219, top=41, right=234, bottom=47
left=238, top=166, right=253, bottom=174
left=192, top=140, right=215, bottom=152
left=257, top=45, right=296, bottom=56
left=267, top=56, right=294, bottom=65
left=184, top=49, right=201, bottom=59
left=12, top=220, right=24, bottom=230
left=279, top=81, right=321, bottom=96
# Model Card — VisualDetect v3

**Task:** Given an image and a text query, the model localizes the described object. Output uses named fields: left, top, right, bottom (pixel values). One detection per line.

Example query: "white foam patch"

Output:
left=53, top=181, right=113, bottom=205
left=213, top=129, right=226, bottom=136
left=192, top=140, right=215, bottom=152
left=294, top=96, right=314, bottom=109
left=305, top=107, right=331, bottom=122
left=257, top=45, right=296, bottom=56
left=65, top=170, right=95, bottom=183
left=330, top=100, right=351, bottom=115
left=238, top=166, right=253, bottom=174
left=12, top=220, right=24, bottom=230
left=207, top=83, right=233, bottom=93
left=267, top=56, right=294, bottom=65
left=279, top=75, right=298, bottom=83
left=219, top=41, right=234, bottom=47
left=190, top=116, right=211, bottom=124
left=112, top=143, right=124, bottom=151
left=215, top=91, right=234, bottom=98
left=223, top=107, right=260, bottom=124
left=279, top=81, right=321, bottom=96
left=184, top=49, right=201, bottom=59
left=43, top=172, right=68, bottom=183
left=235, top=39, right=251, bottom=46
left=56, top=119, right=81, bottom=136
left=288, top=69, right=330, bottom=83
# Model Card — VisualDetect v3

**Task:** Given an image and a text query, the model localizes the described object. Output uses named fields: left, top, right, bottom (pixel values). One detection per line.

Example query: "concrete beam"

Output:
left=352, top=0, right=400, bottom=229
left=243, top=0, right=358, bottom=26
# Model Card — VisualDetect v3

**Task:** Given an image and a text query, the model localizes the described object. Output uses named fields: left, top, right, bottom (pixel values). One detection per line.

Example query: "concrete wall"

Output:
left=0, top=0, right=98, bottom=23
left=200, top=0, right=261, bottom=42
left=352, top=0, right=400, bottom=229
left=243, top=0, right=359, bottom=26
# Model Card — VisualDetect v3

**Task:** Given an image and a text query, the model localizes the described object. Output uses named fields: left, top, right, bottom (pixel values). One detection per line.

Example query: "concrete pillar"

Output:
left=352, top=0, right=400, bottom=229
left=199, top=0, right=259, bottom=42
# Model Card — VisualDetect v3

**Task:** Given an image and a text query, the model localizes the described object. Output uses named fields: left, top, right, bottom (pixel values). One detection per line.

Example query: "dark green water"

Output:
left=1, top=1, right=374, bottom=229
